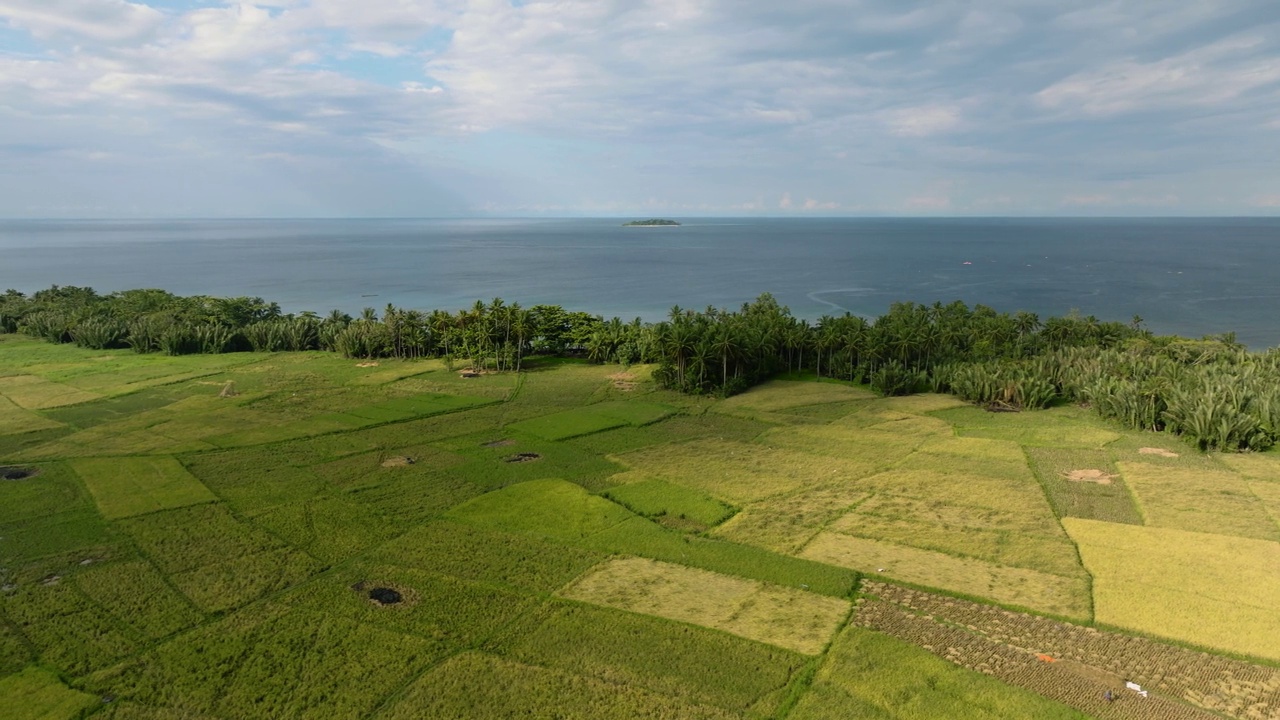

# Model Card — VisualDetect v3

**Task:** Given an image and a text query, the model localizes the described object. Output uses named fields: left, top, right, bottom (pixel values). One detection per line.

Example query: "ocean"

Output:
left=2, top=217, right=1278, bottom=347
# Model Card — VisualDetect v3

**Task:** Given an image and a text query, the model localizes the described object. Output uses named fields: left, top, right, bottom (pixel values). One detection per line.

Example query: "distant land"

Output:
left=622, top=218, right=680, bottom=226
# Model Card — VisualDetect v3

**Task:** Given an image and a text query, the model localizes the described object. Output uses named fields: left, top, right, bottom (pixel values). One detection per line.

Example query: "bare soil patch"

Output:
left=356, top=362, right=380, bottom=368
left=1138, top=447, right=1179, bottom=458
left=1063, top=469, right=1115, bottom=485
left=608, top=371, right=637, bottom=392
left=0, top=466, right=39, bottom=481
left=381, top=456, right=415, bottom=468
left=504, top=452, right=542, bottom=464
left=218, top=381, right=238, bottom=398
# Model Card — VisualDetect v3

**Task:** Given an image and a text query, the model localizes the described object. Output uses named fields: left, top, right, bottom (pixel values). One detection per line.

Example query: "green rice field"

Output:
left=1, top=334, right=1278, bottom=719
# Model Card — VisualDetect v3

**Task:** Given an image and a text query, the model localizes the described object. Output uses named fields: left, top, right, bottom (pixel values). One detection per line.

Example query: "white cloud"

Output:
left=1037, top=35, right=1280, bottom=116
left=883, top=104, right=961, bottom=137
left=0, top=0, right=163, bottom=42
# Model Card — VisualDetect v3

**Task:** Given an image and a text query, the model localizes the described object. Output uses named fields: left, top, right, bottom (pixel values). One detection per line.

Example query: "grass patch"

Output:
left=790, top=627, right=1089, bottom=720
left=1119, top=461, right=1280, bottom=540
left=1064, top=517, right=1280, bottom=662
left=0, top=666, right=99, bottom=720
left=800, top=532, right=1092, bottom=619
left=602, top=479, right=736, bottom=527
left=71, top=456, right=217, bottom=520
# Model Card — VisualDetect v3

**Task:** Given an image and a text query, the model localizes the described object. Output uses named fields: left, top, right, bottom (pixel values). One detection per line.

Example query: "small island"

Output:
left=622, top=218, right=681, bottom=227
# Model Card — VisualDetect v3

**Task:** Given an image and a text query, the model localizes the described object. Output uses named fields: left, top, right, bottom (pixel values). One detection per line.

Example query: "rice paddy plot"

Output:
left=93, top=602, right=447, bottom=720
left=559, top=557, right=850, bottom=654
left=39, top=385, right=197, bottom=431
left=73, top=560, right=203, bottom=641
left=121, top=504, right=322, bottom=612
left=371, top=521, right=605, bottom=593
left=381, top=651, right=738, bottom=720
left=446, top=478, right=634, bottom=541
left=507, top=400, right=675, bottom=441
left=0, top=396, right=62, bottom=437
left=1025, top=447, right=1143, bottom=524
left=0, top=375, right=101, bottom=410
left=0, top=665, right=98, bottom=720
left=1064, top=518, right=1280, bottom=662
left=497, top=601, right=807, bottom=714
left=1218, top=452, right=1280, bottom=482
left=615, top=439, right=866, bottom=504
left=289, top=562, right=539, bottom=647
left=933, top=405, right=1122, bottom=448
left=247, top=493, right=398, bottom=563
left=710, top=484, right=869, bottom=554
left=0, top=462, right=90, bottom=525
left=71, top=456, right=217, bottom=520
left=1119, top=462, right=1280, bottom=540
left=0, top=507, right=118, bottom=566
left=602, top=478, right=736, bottom=528
left=756, top=424, right=921, bottom=469
left=800, top=532, right=1092, bottom=619
left=714, top=379, right=876, bottom=414
left=832, top=495, right=1085, bottom=577
left=861, top=580, right=1280, bottom=720
left=789, top=627, right=1089, bottom=720
left=0, top=580, right=140, bottom=676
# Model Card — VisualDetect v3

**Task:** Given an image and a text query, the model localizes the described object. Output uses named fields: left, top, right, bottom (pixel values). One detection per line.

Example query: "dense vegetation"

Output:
left=2, top=337, right=1278, bottom=719
left=3, top=286, right=1278, bottom=451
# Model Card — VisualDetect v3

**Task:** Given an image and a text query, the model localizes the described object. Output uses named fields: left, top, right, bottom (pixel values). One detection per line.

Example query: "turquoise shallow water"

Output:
left=2, top=217, right=1278, bottom=347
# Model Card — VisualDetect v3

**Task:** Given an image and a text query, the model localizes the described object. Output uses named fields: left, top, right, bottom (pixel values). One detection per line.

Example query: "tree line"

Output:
left=3, top=286, right=1275, bottom=452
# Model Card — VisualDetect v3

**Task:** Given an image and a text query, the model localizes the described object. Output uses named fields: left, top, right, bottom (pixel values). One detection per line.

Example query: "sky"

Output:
left=0, top=1, right=1278, bottom=218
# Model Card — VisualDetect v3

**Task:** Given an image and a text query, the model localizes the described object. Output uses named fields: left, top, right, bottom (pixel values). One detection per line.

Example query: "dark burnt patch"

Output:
left=0, top=466, right=38, bottom=481
left=504, top=452, right=541, bottom=463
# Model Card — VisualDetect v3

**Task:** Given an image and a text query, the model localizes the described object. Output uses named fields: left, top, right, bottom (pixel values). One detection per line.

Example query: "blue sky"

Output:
left=1, top=0, right=1278, bottom=217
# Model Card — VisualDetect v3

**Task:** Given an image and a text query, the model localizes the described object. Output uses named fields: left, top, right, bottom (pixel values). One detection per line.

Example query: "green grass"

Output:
left=89, top=602, right=445, bottom=719
left=0, top=665, right=99, bottom=720
left=1025, top=447, right=1143, bottom=524
left=601, top=478, right=736, bottom=527
left=71, top=456, right=218, bottom=520
left=73, top=560, right=204, bottom=640
left=6, top=338, right=1279, bottom=718
left=790, top=627, right=1090, bottom=720
left=446, top=479, right=634, bottom=541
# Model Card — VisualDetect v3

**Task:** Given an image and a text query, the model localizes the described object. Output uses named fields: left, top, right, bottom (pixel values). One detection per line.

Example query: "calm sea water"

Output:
left=2, top=217, right=1278, bottom=347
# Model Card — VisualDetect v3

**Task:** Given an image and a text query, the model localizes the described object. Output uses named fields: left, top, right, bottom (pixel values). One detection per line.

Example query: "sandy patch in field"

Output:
left=608, top=372, right=637, bottom=391
left=1063, top=469, right=1115, bottom=484
left=356, top=362, right=380, bottom=368
left=381, top=456, right=415, bottom=468
left=1138, top=447, right=1179, bottom=458
left=559, top=557, right=848, bottom=654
